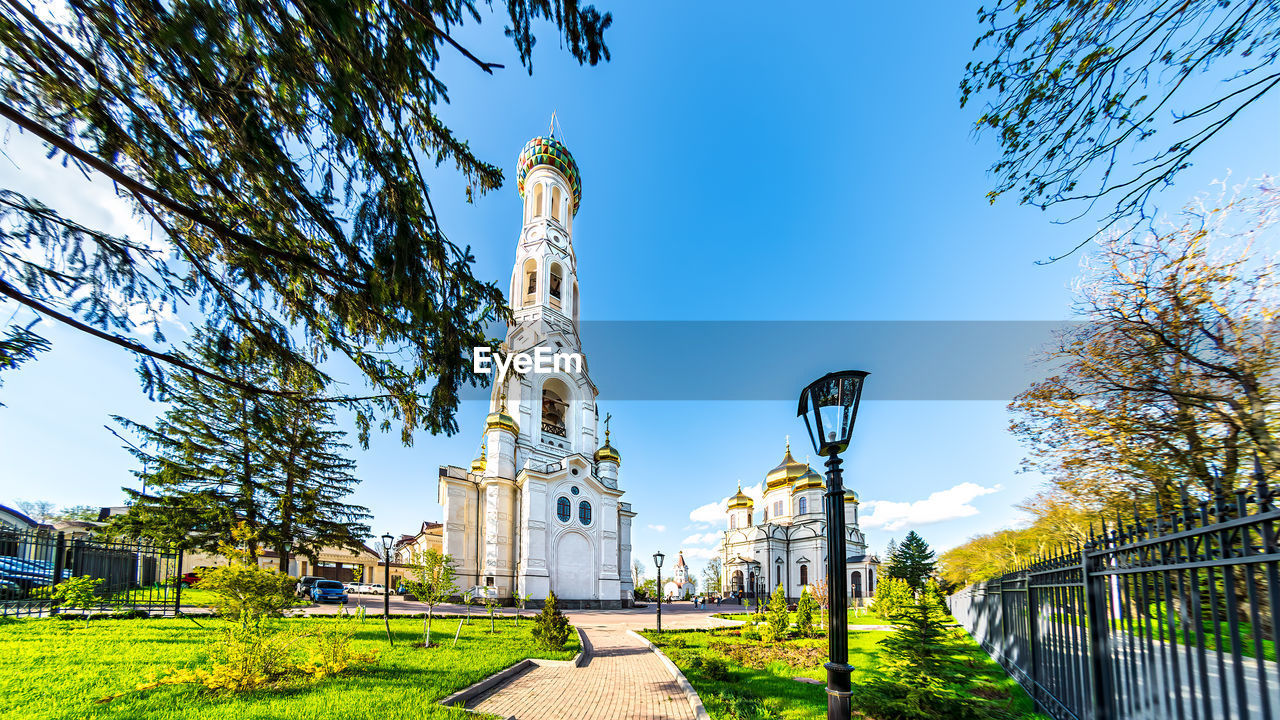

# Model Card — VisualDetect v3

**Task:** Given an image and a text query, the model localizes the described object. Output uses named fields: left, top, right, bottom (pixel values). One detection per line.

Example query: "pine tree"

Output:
left=863, top=585, right=978, bottom=718
left=259, top=370, right=370, bottom=571
left=889, top=531, right=937, bottom=592
left=531, top=591, right=571, bottom=650
left=112, top=327, right=370, bottom=559
left=795, top=587, right=817, bottom=637
left=113, top=328, right=276, bottom=557
left=766, top=584, right=790, bottom=641
left=0, top=1, right=612, bottom=443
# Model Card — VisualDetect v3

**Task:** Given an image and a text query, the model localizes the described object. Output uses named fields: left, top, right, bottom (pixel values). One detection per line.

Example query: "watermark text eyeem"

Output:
left=472, top=347, right=583, bottom=375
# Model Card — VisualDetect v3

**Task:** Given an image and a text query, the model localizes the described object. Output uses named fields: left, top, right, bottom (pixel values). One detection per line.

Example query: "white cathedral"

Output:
left=719, top=442, right=879, bottom=603
left=437, top=132, right=634, bottom=609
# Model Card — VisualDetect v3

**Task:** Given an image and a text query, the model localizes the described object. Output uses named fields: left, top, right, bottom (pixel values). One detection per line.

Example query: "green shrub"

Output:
left=115, top=616, right=377, bottom=699
left=872, top=576, right=914, bottom=621
left=200, top=563, right=296, bottom=621
left=758, top=624, right=777, bottom=644
left=795, top=587, right=817, bottom=637
left=701, top=653, right=730, bottom=681
left=531, top=591, right=572, bottom=650
left=52, top=576, right=104, bottom=628
left=856, top=585, right=998, bottom=720
left=740, top=626, right=760, bottom=641
left=665, top=634, right=688, bottom=648
left=749, top=612, right=766, bottom=624
left=766, top=584, right=789, bottom=640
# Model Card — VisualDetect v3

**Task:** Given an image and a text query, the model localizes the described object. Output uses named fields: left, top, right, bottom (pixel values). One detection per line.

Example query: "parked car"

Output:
left=367, top=583, right=385, bottom=595
left=295, top=575, right=323, bottom=598
left=343, top=582, right=361, bottom=593
left=310, top=580, right=348, bottom=604
left=0, top=557, right=70, bottom=597
left=178, top=571, right=201, bottom=588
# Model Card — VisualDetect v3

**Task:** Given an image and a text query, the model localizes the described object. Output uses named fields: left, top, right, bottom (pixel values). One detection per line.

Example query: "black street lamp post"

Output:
left=653, top=550, right=665, bottom=632
left=380, top=532, right=394, bottom=645
left=776, top=558, right=783, bottom=602
left=798, top=370, right=869, bottom=720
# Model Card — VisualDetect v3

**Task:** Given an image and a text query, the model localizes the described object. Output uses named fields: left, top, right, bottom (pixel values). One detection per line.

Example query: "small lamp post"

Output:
left=653, top=550, right=665, bottom=632
left=798, top=370, right=868, bottom=720
left=776, top=557, right=784, bottom=603
left=380, top=532, right=395, bottom=645
left=283, top=541, right=293, bottom=575
left=748, top=560, right=762, bottom=613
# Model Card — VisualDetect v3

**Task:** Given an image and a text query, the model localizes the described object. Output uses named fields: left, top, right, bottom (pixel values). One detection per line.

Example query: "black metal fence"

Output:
left=0, top=528, right=183, bottom=618
left=950, top=478, right=1280, bottom=720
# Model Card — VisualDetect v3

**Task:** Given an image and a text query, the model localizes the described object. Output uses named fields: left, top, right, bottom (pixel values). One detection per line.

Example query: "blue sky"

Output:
left=2, top=2, right=1277, bottom=576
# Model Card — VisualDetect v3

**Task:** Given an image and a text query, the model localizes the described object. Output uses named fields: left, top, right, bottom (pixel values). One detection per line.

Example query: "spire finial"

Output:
left=604, top=412, right=612, bottom=443
left=785, top=435, right=791, bottom=453
left=549, top=111, right=557, bottom=137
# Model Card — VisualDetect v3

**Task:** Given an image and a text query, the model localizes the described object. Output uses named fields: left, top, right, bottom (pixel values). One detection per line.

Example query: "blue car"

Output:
left=0, top=556, right=70, bottom=598
left=310, top=579, right=348, bottom=604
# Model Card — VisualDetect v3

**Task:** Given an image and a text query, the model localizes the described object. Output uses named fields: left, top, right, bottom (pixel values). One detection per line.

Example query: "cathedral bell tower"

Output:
left=439, top=126, right=633, bottom=608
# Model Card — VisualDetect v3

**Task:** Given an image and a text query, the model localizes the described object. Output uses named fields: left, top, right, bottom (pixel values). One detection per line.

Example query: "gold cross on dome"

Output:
left=604, top=412, right=612, bottom=441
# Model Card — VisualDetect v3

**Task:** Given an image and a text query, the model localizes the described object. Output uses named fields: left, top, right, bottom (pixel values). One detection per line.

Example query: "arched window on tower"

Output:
left=541, top=380, right=569, bottom=439
left=533, top=184, right=544, bottom=217
left=522, top=258, right=538, bottom=307
left=799, top=564, right=808, bottom=587
left=572, top=279, right=580, bottom=328
left=551, top=186, right=562, bottom=222
left=797, top=497, right=807, bottom=515
left=549, top=263, right=563, bottom=310
left=729, top=515, right=736, bottom=530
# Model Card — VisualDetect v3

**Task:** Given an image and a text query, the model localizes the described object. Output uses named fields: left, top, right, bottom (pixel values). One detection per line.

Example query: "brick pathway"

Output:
left=468, top=627, right=697, bottom=720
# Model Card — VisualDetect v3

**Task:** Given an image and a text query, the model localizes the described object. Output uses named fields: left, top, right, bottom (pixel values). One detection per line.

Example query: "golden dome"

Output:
left=844, top=489, right=859, bottom=503
left=594, top=443, right=622, bottom=465
left=470, top=443, right=487, bottom=474
left=765, top=440, right=809, bottom=490
left=727, top=483, right=754, bottom=509
left=485, top=410, right=518, bottom=435
left=792, top=465, right=824, bottom=493
left=594, top=423, right=621, bottom=466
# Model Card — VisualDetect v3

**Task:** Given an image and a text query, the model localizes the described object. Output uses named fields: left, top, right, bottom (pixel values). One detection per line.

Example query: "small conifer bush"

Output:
left=531, top=591, right=572, bottom=650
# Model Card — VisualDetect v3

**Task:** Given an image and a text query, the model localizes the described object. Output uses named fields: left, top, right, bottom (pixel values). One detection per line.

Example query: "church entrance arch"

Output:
left=851, top=570, right=863, bottom=598
left=553, top=532, right=594, bottom=599
left=731, top=570, right=743, bottom=592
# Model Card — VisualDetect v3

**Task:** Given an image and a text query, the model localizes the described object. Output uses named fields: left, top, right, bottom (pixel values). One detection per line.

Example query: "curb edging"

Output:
left=438, top=624, right=590, bottom=715
left=626, top=629, right=711, bottom=720
left=438, top=658, right=535, bottom=710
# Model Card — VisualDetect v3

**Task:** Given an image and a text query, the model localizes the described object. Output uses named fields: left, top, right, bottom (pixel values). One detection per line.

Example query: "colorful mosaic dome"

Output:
left=516, top=135, right=582, bottom=216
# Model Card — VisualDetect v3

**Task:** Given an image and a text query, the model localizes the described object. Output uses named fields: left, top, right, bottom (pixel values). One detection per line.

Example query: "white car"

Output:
left=343, top=582, right=361, bottom=593
left=368, top=583, right=386, bottom=594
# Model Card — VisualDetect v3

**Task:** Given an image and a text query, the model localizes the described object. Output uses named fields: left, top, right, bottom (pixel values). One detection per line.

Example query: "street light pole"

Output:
left=653, top=550, right=665, bottom=632
left=380, top=532, right=394, bottom=646
left=822, top=452, right=851, bottom=719
left=798, top=370, right=869, bottom=720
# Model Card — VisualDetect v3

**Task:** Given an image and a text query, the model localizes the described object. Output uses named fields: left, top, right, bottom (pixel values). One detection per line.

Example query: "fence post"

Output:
left=49, top=531, right=66, bottom=616
left=1081, top=542, right=1113, bottom=720
left=173, top=548, right=183, bottom=615
left=1027, top=575, right=1039, bottom=707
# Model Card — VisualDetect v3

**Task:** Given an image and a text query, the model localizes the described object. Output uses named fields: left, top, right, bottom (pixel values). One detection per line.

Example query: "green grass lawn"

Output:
left=0, top=615, right=576, bottom=720
left=643, top=622, right=1042, bottom=720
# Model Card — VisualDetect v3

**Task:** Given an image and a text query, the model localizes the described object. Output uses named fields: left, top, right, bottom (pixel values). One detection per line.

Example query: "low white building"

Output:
left=720, top=442, right=879, bottom=603
left=662, top=551, right=695, bottom=600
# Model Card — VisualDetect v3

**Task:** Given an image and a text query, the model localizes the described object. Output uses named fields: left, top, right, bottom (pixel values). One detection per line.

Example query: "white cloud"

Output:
left=681, top=531, right=722, bottom=546
left=646, top=524, right=666, bottom=533
left=688, top=482, right=764, bottom=527
left=681, top=546, right=719, bottom=563
left=861, top=482, right=1002, bottom=531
